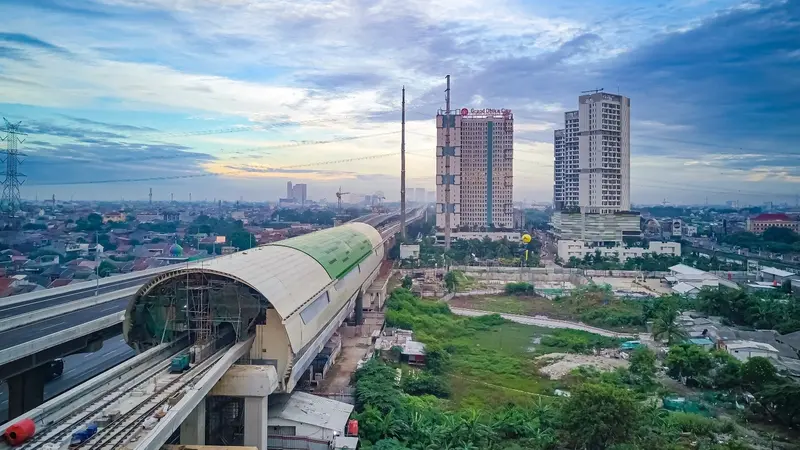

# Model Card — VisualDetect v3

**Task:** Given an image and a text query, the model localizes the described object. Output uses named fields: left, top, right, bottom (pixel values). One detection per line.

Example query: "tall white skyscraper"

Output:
left=554, top=92, right=630, bottom=213
left=436, top=108, right=514, bottom=230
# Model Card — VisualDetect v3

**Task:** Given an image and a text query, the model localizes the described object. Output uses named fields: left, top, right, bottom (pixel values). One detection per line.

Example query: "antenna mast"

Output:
left=400, top=86, right=407, bottom=239
left=444, top=75, right=452, bottom=250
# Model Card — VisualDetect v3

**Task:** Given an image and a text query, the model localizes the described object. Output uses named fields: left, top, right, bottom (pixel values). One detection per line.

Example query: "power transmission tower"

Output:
left=1, top=118, right=27, bottom=219
left=444, top=75, right=452, bottom=250
left=400, top=86, right=406, bottom=240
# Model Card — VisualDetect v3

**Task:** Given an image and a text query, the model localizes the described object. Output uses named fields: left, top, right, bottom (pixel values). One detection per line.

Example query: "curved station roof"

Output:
left=123, top=222, right=384, bottom=350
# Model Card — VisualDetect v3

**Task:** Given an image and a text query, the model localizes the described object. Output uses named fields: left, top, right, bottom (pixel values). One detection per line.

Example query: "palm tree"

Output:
left=651, top=307, right=687, bottom=345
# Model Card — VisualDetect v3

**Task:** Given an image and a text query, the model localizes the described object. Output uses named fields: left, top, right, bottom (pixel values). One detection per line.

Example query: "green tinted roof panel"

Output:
left=269, top=225, right=374, bottom=279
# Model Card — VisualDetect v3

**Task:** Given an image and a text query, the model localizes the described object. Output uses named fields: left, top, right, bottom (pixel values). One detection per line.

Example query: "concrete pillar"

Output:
left=354, top=291, right=363, bottom=326
left=243, top=396, right=268, bottom=450
left=7, top=365, right=47, bottom=419
left=180, top=398, right=207, bottom=445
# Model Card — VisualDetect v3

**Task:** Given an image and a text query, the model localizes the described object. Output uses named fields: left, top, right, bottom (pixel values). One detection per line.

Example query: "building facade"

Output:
left=550, top=210, right=641, bottom=245
left=436, top=108, right=514, bottom=230
left=553, top=93, right=630, bottom=214
left=557, top=239, right=680, bottom=263
left=746, top=213, right=799, bottom=234
left=292, top=183, right=308, bottom=205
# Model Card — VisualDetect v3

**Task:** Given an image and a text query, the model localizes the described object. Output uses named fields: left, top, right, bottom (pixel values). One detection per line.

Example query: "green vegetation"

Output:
left=401, top=275, right=413, bottom=290
left=696, top=286, right=800, bottom=333
left=504, top=281, right=535, bottom=295
left=720, top=228, right=800, bottom=255
left=400, top=235, right=540, bottom=268
left=453, top=283, right=654, bottom=332
left=356, top=288, right=754, bottom=449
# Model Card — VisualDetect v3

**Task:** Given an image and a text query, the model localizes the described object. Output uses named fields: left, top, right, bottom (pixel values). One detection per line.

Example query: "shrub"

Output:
left=505, top=282, right=535, bottom=295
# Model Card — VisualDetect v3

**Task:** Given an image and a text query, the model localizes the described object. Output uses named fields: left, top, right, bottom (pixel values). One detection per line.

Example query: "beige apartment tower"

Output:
left=554, top=92, right=630, bottom=213
left=436, top=108, right=514, bottom=230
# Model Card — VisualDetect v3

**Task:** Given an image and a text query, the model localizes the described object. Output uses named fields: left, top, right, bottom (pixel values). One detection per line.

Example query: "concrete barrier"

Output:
left=0, top=312, right=126, bottom=366
left=0, top=286, right=138, bottom=333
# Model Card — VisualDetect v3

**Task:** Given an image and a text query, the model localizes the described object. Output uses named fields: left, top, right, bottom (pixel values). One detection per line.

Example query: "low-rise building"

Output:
left=557, top=240, right=680, bottom=263
left=746, top=213, right=799, bottom=234
left=267, top=392, right=355, bottom=449
left=759, top=266, right=797, bottom=285
left=551, top=210, right=641, bottom=245
left=719, top=339, right=780, bottom=362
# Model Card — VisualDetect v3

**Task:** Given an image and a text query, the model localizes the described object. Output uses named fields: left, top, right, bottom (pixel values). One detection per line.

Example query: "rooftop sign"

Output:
left=464, top=108, right=512, bottom=117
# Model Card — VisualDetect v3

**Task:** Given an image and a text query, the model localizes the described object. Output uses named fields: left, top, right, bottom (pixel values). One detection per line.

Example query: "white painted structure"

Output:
left=399, top=244, right=420, bottom=259
left=557, top=239, right=680, bottom=263
left=721, top=340, right=780, bottom=362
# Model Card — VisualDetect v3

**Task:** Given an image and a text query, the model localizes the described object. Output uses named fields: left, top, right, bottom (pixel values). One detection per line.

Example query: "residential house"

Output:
left=718, top=339, right=780, bottom=362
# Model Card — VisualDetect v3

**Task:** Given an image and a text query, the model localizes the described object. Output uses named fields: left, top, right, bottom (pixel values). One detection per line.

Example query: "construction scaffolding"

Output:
left=128, top=269, right=267, bottom=353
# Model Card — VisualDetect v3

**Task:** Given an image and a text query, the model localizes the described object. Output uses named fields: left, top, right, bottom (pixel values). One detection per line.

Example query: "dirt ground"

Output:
left=535, top=352, right=629, bottom=379
left=589, top=276, right=673, bottom=295
left=314, top=310, right=385, bottom=394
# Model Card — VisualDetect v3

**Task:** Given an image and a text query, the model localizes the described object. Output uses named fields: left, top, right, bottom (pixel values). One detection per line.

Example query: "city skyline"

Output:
left=0, top=0, right=797, bottom=204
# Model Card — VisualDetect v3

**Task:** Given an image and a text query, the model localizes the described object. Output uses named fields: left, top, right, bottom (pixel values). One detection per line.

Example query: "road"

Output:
left=0, top=335, right=135, bottom=423
left=0, top=275, right=150, bottom=320
left=449, top=307, right=635, bottom=338
left=0, top=297, right=131, bottom=350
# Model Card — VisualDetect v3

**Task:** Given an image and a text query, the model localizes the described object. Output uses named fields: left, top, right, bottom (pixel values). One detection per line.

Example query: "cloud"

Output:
left=0, top=32, right=71, bottom=55
left=59, top=115, right=159, bottom=132
left=1, top=0, right=797, bottom=203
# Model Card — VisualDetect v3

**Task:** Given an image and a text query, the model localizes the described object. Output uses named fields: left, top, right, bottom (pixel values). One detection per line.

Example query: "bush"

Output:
left=667, top=412, right=734, bottom=436
left=504, top=282, right=535, bottom=295
left=401, top=371, right=450, bottom=398
left=540, top=329, right=624, bottom=354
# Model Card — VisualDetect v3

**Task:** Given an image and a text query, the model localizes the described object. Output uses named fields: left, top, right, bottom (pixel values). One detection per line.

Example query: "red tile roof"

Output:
left=753, top=213, right=793, bottom=221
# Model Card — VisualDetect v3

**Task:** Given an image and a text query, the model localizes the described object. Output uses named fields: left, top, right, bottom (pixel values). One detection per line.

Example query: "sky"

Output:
left=0, top=0, right=797, bottom=205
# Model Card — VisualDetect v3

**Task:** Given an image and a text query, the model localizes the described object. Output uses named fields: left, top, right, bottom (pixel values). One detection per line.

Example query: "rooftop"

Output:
left=669, top=264, right=706, bottom=276
left=725, top=340, right=779, bottom=353
left=268, top=391, right=353, bottom=432
left=752, top=213, right=793, bottom=221
left=761, top=266, right=795, bottom=278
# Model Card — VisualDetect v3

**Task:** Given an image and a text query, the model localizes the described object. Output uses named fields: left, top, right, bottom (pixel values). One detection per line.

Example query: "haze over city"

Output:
left=0, top=0, right=797, bottom=204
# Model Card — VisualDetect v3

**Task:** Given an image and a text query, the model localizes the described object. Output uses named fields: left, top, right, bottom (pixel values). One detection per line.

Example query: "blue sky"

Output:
left=0, top=0, right=797, bottom=205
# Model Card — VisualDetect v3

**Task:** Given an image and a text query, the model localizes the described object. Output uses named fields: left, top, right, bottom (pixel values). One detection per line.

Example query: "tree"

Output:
left=228, top=231, right=256, bottom=251
left=444, top=271, right=457, bottom=293
left=401, top=275, right=413, bottom=290
left=711, top=351, right=742, bottom=390
left=560, top=382, right=639, bottom=449
left=665, top=344, right=714, bottom=381
left=741, top=356, right=777, bottom=390
left=629, top=347, right=657, bottom=384
left=762, top=226, right=799, bottom=245
left=651, top=306, right=687, bottom=345
left=98, top=260, right=117, bottom=277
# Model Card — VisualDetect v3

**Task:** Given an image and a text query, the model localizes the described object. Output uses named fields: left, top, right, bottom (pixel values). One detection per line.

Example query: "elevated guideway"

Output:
left=0, top=213, right=428, bottom=426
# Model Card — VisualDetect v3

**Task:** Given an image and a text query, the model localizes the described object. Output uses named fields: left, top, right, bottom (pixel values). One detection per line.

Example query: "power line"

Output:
left=27, top=152, right=404, bottom=186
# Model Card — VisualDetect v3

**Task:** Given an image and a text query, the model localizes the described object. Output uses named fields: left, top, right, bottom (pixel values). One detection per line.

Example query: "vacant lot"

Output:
left=449, top=286, right=647, bottom=333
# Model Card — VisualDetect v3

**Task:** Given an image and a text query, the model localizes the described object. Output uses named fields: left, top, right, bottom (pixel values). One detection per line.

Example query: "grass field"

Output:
left=449, top=286, right=647, bottom=332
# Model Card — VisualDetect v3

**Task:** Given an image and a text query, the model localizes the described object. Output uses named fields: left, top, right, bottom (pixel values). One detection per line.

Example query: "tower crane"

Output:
left=335, top=187, right=350, bottom=213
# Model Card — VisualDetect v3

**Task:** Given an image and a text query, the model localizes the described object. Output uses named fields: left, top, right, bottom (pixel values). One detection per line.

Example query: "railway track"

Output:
left=11, top=346, right=229, bottom=450
left=80, top=348, right=229, bottom=450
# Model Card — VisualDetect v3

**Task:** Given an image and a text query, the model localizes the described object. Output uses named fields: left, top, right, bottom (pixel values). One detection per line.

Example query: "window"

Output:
left=300, top=291, right=329, bottom=324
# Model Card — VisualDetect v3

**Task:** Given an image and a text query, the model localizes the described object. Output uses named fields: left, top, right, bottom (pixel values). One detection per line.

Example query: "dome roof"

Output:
left=169, top=243, right=183, bottom=256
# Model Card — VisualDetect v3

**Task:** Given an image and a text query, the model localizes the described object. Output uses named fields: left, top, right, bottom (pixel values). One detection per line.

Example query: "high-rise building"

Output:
left=292, top=183, right=307, bottom=205
left=414, top=188, right=426, bottom=204
left=286, top=181, right=293, bottom=199
left=553, top=110, right=579, bottom=209
left=553, top=93, right=630, bottom=214
left=552, top=92, right=637, bottom=245
left=436, top=108, right=514, bottom=230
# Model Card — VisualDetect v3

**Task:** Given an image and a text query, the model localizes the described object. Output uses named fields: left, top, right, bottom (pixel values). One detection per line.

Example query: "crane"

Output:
left=335, top=186, right=350, bottom=213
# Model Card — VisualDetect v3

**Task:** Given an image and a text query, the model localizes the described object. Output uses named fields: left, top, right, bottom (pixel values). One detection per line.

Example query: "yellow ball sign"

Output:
left=521, top=234, right=532, bottom=244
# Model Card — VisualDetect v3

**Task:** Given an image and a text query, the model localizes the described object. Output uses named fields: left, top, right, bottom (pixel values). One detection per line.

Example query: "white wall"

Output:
left=557, top=240, right=680, bottom=263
